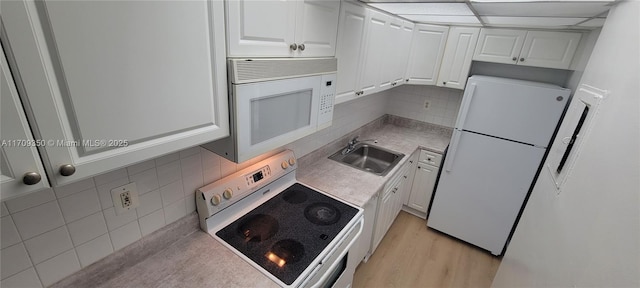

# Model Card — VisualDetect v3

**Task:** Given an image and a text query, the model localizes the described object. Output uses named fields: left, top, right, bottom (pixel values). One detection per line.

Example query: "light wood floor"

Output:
left=353, top=211, right=501, bottom=288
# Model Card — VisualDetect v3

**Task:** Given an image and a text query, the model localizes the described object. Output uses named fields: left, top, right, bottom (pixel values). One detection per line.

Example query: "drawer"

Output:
left=418, top=150, right=442, bottom=167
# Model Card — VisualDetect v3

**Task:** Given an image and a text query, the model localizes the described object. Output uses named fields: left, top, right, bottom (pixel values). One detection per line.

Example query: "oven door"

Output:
left=234, top=75, right=321, bottom=162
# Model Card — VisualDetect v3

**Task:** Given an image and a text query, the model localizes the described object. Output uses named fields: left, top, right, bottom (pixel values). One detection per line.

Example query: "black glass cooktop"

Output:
left=216, top=183, right=358, bottom=285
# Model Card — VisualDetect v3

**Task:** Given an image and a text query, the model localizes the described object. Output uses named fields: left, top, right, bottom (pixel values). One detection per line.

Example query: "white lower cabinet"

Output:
left=407, top=150, right=442, bottom=215
left=370, top=160, right=410, bottom=254
left=3, top=0, right=229, bottom=187
left=350, top=193, right=378, bottom=268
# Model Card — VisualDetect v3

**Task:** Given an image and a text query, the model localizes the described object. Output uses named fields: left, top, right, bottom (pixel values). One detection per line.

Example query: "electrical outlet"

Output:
left=424, top=100, right=430, bottom=110
left=111, top=183, right=139, bottom=215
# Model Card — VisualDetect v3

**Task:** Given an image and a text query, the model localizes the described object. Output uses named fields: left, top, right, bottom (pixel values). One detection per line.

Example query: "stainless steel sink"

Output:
left=328, top=143, right=404, bottom=176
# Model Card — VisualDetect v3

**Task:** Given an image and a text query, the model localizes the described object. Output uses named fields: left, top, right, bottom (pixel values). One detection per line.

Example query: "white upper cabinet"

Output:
left=226, top=0, right=340, bottom=57
left=474, top=28, right=582, bottom=69
left=3, top=0, right=229, bottom=186
left=359, top=9, right=390, bottom=96
left=389, top=20, right=414, bottom=87
left=437, top=27, right=480, bottom=90
left=405, top=24, right=450, bottom=86
left=1, top=45, right=50, bottom=200
left=335, top=1, right=368, bottom=104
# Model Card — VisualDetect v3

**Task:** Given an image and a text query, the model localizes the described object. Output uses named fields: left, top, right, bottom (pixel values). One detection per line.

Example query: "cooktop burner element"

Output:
left=238, top=214, right=279, bottom=243
left=305, top=202, right=341, bottom=225
left=282, top=189, right=308, bottom=204
left=215, top=183, right=358, bottom=285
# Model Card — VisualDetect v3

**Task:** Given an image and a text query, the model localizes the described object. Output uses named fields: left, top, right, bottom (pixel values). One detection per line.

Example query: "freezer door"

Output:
left=456, top=76, right=569, bottom=147
left=428, top=131, right=545, bottom=255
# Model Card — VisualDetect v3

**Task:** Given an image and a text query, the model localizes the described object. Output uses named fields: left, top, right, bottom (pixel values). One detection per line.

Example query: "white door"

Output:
left=428, top=131, right=546, bottom=255
left=405, top=24, right=449, bottom=85
left=437, top=27, right=480, bottom=90
left=358, top=9, right=389, bottom=96
left=519, top=31, right=582, bottom=69
left=226, top=0, right=297, bottom=57
left=294, top=0, right=340, bottom=57
left=1, top=45, right=50, bottom=200
left=408, top=164, right=437, bottom=213
left=3, top=0, right=228, bottom=186
left=473, top=28, right=527, bottom=65
left=457, top=76, right=570, bottom=146
left=335, top=1, right=368, bottom=104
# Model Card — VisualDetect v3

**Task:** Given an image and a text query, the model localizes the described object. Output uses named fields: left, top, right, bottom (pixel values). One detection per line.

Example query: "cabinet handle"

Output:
left=409, top=160, right=413, bottom=163
left=418, top=166, right=421, bottom=169
left=290, top=43, right=298, bottom=51
left=520, top=57, right=525, bottom=62
left=512, top=57, right=517, bottom=61
left=403, top=176, right=407, bottom=179
left=297, top=44, right=305, bottom=51
left=22, top=172, right=42, bottom=185
left=59, top=164, right=76, bottom=176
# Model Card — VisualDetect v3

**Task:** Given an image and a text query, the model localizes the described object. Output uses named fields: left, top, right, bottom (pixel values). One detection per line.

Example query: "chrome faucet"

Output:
left=341, top=136, right=376, bottom=155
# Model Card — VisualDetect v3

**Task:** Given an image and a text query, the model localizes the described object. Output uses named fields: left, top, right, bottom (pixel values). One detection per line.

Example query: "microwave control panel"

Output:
left=318, top=74, right=337, bottom=127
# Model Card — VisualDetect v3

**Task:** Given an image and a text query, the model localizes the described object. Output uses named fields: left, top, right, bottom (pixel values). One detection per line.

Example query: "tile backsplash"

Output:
left=0, top=84, right=461, bottom=287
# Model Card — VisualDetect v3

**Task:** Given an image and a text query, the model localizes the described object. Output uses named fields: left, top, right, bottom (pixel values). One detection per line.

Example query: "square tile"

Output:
left=103, top=207, right=137, bottom=232
left=164, top=198, right=186, bottom=225
left=136, top=190, right=162, bottom=217
left=1, top=243, right=32, bottom=279
left=58, top=188, right=101, bottom=223
left=129, top=168, right=159, bottom=195
left=96, top=177, right=130, bottom=210
left=67, top=212, right=107, bottom=246
left=126, top=159, right=156, bottom=176
left=53, top=178, right=95, bottom=199
left=182, top=174, right=203, bottom=197
left=75, top=234, right=113, bottom=268
left=12, top=201, right=65, bottom=240
left=185, top=193, right=196, bottom=214
left=34, top=249, right=80, bottom=287
left=24, top=226, right=73, bottom=264
left=1, top=216, right=21, bottom=249
left=159, top=180, right=184, bottom=206
left=0, top=268, right=42, bottom=288
left=220, top=158, right=237, bottom=178
left=93, top=169, right=128, bottom=186
left=155, top=152, right=180, bottom=167
left=138, top=209, right=165, bottom=236
left=156, top=161, right=182, bottom=187
left=5, top=189, right=56, bottom=214
left=109, top=221, right=141, bottom=251
left=179, top=146, right=201, bottom=158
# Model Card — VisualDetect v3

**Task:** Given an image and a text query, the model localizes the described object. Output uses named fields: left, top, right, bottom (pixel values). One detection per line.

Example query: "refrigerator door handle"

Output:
left=454, top=83, right=476, bottom=130
left=445, top=129, right=462, bottom=172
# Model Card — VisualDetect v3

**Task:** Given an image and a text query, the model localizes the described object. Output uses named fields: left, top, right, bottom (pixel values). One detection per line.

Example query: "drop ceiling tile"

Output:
left=401, top=15, right=481, bottom=25
left=482, top=16, right=588, bottom=27
left=577, top=18, right=607, bottom=27
left=370, top=3, right=474, bottom=16
left=472, top=2, right=611, bottom=18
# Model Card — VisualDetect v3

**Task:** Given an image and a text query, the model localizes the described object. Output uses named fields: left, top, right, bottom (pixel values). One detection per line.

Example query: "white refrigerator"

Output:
left=427, top=75, right=570, bottom=255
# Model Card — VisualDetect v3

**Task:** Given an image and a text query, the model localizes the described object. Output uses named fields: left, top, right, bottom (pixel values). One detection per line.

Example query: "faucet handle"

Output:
left=350, top=136, right=359, bottom=144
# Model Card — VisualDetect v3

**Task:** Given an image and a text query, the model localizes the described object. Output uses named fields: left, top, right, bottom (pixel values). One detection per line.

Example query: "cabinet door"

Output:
left=294, top=0, right=340, bottom=57
left=473, top=28, right=526, bottom=65
left=226, top=0, right=297, bottom=57
left=1, top=45, right=50, bottom=200
left=372, top=187, right=394, bottom=252
left=3, top=0, right=229, bottom=186
left=519, top=31, right=582, bottom=69
left=381, top=17, right=404, bottom=89
left=392, top=20, right=415, bottom=86
left=403, top=152, right=419, bottom=205
left=335, top=2, right=368, bottom=104
left=358, top=9, right=389, bottom=96
left=408, top=164, right=438, bottom=213
left=405, top=24, right=449, bottom=85
left=437, top=27, right=480, bottom=90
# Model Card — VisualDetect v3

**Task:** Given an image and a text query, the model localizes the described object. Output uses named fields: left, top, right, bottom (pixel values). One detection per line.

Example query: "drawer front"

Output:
left=419, top=150, right=442, bottom=167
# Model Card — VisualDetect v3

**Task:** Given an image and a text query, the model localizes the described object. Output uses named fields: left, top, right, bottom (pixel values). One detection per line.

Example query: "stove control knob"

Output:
left=281, top=161, right=289, bottom=170
left=210, top=194, right=221, bottom=206
left=223, top=188, right=233, bottom=200
left=288, top=158, right=296, bottom=166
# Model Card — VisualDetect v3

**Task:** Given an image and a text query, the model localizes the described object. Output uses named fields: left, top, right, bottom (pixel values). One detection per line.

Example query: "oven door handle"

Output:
left=306, top=218, right=364, bottom=288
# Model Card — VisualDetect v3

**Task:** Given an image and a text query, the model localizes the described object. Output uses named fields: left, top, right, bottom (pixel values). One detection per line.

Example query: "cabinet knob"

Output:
left=297, top=44, right=305, bottom=51
left=59, top=164, right=76, bottom=176
left=520, top=57, right=525, bottom=62
left=442, top=81, right=446, bottom=85
left=290, top=43, right=298, bottom=51
left=22, top=172, right=42, bottom=185
left=403, top=176, right=407, bottom=179
left=405, top=79, right=409, bottom=82
left=512, top=57, right=517, bottom=61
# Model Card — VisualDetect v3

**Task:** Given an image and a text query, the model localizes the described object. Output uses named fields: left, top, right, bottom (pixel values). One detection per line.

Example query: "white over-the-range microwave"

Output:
left=202, top=58, right=337, bottom=163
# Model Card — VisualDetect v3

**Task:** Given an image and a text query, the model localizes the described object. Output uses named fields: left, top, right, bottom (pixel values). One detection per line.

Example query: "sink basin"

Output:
left=328, top=143, right=404, bottom=176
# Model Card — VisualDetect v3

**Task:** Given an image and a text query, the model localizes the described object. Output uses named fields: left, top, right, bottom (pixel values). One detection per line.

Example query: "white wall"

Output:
left=386, top=85, right=463, bottom=128
left=492, top=1, right=640, bottom=287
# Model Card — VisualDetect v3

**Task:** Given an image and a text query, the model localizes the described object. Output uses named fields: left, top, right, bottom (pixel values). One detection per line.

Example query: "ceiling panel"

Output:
left=471, top=2, right=611, bottom=17
left=369, top=3, right=474, bottom=15
left=401, top=15, right=481, bottom=25
left=481, top=16, right=588, bottom=27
